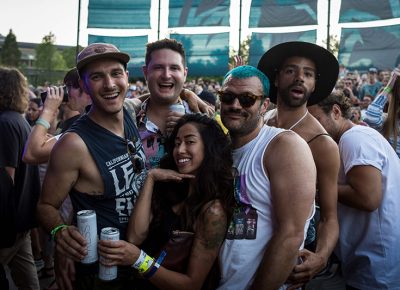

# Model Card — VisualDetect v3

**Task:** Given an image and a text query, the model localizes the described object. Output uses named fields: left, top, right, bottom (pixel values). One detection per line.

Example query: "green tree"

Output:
left=323, top=35, right=340, bottom=58
left=0, top=29, right=21, bottom=67
left=62, top=46, right=83, bottom=68
left=35, top=32, right=67, bottom=71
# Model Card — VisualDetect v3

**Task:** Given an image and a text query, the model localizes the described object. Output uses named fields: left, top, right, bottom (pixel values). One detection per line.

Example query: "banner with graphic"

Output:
left=338, top=25, right=400, bottom=71
left=170, top=33, right=229, bottom=76
left=249, top=0, right=317, bottom=27
left=88, top=35, right=148, bottom=77
left=168, top=0, right=230, bottom=27
left=339, top=0, right=400, bottom=23
left=88, top=0, right=151, bottom=28
left=248, top=30, right=317, bottom=66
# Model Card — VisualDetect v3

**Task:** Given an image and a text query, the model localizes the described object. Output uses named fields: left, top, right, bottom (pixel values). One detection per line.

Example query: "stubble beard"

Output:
left=279, top=86, right=310, bottom=108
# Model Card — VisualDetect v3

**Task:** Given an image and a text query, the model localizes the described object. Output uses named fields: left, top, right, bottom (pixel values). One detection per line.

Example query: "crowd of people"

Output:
left=1, top=38, right=399, bottom=290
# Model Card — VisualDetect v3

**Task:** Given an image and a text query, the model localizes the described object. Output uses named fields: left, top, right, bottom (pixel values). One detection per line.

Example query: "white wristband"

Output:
left=132, top=249, right=147, bottom=269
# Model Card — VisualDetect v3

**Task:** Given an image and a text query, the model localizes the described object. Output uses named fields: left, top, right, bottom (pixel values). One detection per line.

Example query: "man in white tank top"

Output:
left=217, top=65, right=316, bottom=290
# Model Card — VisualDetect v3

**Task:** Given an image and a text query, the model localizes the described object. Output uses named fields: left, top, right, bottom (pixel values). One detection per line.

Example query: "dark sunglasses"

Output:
left=126, top=139, right=145, bottom=173
left=217, top=91, right=263, bottom=108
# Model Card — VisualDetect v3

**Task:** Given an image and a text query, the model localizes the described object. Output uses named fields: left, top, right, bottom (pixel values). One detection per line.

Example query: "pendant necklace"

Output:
left=289, top=110, right=308, bottom=130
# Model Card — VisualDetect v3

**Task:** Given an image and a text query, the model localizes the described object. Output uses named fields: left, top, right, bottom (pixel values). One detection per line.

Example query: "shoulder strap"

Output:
left=307, top=133, right=330, bottom=144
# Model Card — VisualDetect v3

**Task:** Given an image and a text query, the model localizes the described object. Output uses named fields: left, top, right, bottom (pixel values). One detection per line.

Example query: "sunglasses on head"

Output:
left=126, top=139, right=145, bottom=173
left=217, top=91, right=263, bottom=108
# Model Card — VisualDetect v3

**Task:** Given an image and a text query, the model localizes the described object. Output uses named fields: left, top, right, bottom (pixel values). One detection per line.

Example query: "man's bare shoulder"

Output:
left=51, top=132, right=88, bottom=159
left=267, top=130, right=311, bottom=157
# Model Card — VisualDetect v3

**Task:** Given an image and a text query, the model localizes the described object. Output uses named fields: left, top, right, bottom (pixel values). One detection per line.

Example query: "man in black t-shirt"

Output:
left=0, top=67, right=41, bottom=289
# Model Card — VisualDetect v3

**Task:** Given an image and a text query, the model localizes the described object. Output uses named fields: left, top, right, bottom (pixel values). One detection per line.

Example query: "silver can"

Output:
left=169, top=103, right=185, bottom=114
left=77, top=210, right=98, bottom=264
left=99, top=227, right=120, bottom=281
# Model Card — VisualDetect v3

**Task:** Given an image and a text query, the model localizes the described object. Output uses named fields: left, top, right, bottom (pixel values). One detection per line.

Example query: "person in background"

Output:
left=0, top=66, right=41, bottom=289
left=25, top=97, right=43, bottom=126
left=358, top=67, right=382, bottom=101
left=364, top=67, right=400, bottom=158
left=309, top=91, right=400, bottom=289
left=350, top=106, right=368, bottom=126
left=99, top=113, right=234, bottom=289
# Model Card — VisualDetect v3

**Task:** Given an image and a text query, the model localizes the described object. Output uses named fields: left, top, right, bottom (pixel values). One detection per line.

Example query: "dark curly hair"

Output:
left=152, top=113, right=235, bottom=231
left=145, top=38, right=186, bottom=67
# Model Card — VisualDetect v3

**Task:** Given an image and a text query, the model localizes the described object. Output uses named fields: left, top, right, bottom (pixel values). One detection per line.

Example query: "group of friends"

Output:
left=1, top=38, right=400, bottom=290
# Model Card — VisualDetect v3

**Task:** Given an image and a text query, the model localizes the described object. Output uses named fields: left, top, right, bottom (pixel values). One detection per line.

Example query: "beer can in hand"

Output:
left=169, top=103, right=185, bottom=114
left=77, top=210, right=98, bottom=264
left=99, top=227, right=120, bottom=281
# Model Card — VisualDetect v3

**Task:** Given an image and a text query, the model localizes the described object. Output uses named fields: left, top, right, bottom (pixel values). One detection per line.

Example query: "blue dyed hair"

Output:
left=223, top=65, right=270, bottom=99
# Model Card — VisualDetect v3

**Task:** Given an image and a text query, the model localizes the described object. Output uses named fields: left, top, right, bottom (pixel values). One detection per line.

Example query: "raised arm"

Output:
left=251, top=131, right=316, bottom=290
left=364, top=68, right=400, bottom=130
left=23, top=86, right=64, bottom=164
left=127, top=168, right=194, bottom=245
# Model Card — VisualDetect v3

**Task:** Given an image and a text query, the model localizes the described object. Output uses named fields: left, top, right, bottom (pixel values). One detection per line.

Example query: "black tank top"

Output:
left=67, top=109, right=147, bottom=239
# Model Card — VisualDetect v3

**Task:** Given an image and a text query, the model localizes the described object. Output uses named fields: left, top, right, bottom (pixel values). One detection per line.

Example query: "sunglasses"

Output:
left=217, top=91, right=263, bottom=108
left=126, top=139, right=145, bottom=173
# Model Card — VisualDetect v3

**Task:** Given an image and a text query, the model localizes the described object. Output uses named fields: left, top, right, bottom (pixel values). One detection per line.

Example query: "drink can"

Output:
left=169, top=103, right=185, bottom=114
left=99, top=227, right=120, bottom=281
left=77, top=210, right=98, bottom=264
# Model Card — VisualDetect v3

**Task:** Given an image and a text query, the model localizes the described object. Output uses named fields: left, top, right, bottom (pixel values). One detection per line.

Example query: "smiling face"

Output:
left=143, top=49, right=187, bottom=105
left=220, top=76, right=268, bottom=138
left=275, top=56, right=316, bottom=108
left=173, top=123, right=204, bottom=175
left=80, top=58, right=129, bottom=115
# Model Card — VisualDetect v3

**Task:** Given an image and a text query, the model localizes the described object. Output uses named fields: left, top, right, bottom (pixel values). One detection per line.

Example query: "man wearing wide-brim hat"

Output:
left=258, top=41, right=341, bottom=287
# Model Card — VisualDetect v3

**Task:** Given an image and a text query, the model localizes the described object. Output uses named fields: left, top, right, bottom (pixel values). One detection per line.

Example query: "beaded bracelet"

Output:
left=36, top=117, right=51, bottom=129
left=143, top=250, right=167, bottom=279
left=50, top=224, right=68, bottom=241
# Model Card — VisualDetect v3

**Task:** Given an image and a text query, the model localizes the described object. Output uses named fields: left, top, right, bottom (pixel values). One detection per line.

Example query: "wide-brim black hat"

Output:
left=257, top=41, right=339, bottom=106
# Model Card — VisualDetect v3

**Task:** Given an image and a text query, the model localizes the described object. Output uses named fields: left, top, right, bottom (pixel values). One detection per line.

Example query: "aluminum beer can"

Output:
left=77, top=210, right=98, bottom=264
left=169, top=103, right=185, bottom=114
left=99, top=227, right=120, bottom=281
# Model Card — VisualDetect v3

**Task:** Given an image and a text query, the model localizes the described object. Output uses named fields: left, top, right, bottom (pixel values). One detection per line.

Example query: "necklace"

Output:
left=289, top=110, right=308, bottom=130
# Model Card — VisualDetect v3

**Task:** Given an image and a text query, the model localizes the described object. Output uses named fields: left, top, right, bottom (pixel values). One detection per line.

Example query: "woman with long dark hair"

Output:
left=99, top=113, right=234, bottom=290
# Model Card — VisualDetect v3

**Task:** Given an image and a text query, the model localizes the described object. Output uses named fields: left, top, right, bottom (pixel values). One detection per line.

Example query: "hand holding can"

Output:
left=99, top=227, right=120, bottom=281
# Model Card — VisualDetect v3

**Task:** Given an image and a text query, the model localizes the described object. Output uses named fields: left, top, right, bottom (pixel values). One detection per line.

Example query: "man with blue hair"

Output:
left=217, top=65, right=316, bottom=289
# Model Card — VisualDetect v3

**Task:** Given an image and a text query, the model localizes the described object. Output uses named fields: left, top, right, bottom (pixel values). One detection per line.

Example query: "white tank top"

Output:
left=218, top=125, right=314, bottom=290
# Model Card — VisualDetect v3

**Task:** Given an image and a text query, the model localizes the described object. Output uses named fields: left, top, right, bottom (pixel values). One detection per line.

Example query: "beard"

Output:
left=278, top=84, right=311, bottom=108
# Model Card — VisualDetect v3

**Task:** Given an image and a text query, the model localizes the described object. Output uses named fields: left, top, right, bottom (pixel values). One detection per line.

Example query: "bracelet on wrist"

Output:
left=50, top=224, right=68, bottom=241
left=36, top=117, right=51, bottom=129
left=132, top=250, right=155, bottom=274
left=143, top=250, right=167, bottom=279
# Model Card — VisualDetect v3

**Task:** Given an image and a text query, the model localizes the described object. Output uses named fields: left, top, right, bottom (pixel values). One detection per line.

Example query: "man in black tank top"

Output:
left=258, top=42, right=341, bottom=287
left=37, top=43, right=146, bottom=290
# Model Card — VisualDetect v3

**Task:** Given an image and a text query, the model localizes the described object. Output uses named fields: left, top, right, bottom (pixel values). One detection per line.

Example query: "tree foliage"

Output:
left=35, top=32, right=67, bottom=71
left=0, top=29, right=21, bottom=67
left=62, top=46, right=83, bottom=69
left=323, top=34, right=340, bottom=58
